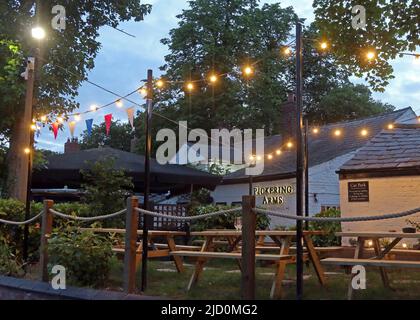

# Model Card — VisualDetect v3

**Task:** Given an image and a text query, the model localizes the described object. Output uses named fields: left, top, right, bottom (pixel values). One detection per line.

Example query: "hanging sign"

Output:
left=126, top=107, right=134, bottom=129
left=85, top=119, right=93, bottom=136
left=52, top=122, right=59, bottom=140
left=104, top=114, right=112, bottom=135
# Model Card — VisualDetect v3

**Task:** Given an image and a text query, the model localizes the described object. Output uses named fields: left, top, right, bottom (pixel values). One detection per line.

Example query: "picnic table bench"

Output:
left=170, top=229, right=326, bottom=299
left=321, top=231, right=420, bottom=299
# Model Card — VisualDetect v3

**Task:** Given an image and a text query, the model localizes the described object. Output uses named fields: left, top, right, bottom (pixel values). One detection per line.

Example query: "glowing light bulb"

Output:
left=116, top=99, right=123, bottom=108
left=186, top=82, right=194, bottom=91
left=283, top=47, right=291, bottom=55
left=256, top=155, right=262, bottom=161
left=312, top=128, right=319, bottom=134
left=387, top=123, right=394, bottom=130
left=24, top=148, right=31, bottom=154
left=74, top=114, right=81, bottom=122
left=90, top=105, right=97, bottom=112
left=402, top=243, right=408, bottom=249
left=30, top=124, right=37, bottom=130
left=286, top=142, right=293, bottom=149
left=267, top=154, right=273, bottom=160
left=320, top=42, right=328, bottom=50
left=366, top=51, right=376, bottom=60
left=249, top=155, right=255, bottom=161
left=40, top=115, right=47, bottom=122
left=334, top=129, right=342, bottom=137
left=57, top=116, right=64, bottom=124
left=276, top=149, right=282, bottom=155
left=139, top=88, right=147, bottom=96
left=31, top=26, right=45, bottom=40
left=243, top=66, right=253, bottom=76
left=209, top=74, right=217, bottom=84
left=156, top=79, right=164, bottom=88
left=361, top=129, right=368, bottom=137
left=367, top=240, right=373, bottom=247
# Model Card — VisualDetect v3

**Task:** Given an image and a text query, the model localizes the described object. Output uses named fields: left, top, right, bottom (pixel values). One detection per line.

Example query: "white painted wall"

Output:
left=340, top=176, right=420, bottom=247
left=211, top=153, right=356, bottom=228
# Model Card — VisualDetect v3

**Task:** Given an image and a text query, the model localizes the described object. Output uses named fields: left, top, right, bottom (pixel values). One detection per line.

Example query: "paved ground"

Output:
left=0, top=286, right=64, bottom=300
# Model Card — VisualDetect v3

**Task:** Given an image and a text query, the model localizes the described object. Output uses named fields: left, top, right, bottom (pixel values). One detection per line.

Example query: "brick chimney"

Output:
left=64, top=138, right=80, bottom=154
left=280, top=92, right=297, bottom=143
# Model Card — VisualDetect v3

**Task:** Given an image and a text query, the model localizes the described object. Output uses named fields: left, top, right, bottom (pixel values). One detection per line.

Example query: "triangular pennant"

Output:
left=126, top=107, right=134, bottom=129
left=68, top=121, right=76, bottom=138
left=104, top=114, right=112, bottom=136
left=85, top=119, right=93, bottom=136
left=52, top=122, right=59, bottom=140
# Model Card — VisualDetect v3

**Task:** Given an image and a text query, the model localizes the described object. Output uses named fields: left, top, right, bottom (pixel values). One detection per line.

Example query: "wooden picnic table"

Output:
left=82, top=228, right=188, bottom=272
left=185, top=229, right=327, bottom=298
left=330, top=231, right=420, bottom=299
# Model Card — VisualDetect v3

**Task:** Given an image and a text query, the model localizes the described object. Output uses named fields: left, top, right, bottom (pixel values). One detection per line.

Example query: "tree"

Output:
left=0, top=1, right=151, bottom=199
left=81, top=157, right=133, bottom=224
left=143, top=0, right=351, bottom=155
left=79, top=120, right=134, bottom=152
left=313, top=0, right=419, bottom=91
left=306, top=84, right=395, bottom=124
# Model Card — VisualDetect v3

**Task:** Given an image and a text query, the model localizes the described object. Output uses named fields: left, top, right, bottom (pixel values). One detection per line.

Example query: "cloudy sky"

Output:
left=36, top=0, right=420, bottom=152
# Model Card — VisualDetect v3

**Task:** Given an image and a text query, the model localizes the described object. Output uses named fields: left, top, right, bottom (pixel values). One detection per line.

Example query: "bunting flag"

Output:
left=104, top=114, right=112, bottom=136
left=85, top=119, right=93, bottom=136
left=68, top=121, right=76, bottom=138
left=52, top=122, right=59, bottom=140
left=126, top=107, right=134, bottom=129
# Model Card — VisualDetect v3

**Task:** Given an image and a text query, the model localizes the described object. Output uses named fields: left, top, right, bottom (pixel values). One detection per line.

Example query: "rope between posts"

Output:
left=135, top=207, right=241, bottom=221
left=0, top=211, right=43, bottom=225
left=49, top=209, right=126, bottom=222
left=253, top=207, right=420, bottom=222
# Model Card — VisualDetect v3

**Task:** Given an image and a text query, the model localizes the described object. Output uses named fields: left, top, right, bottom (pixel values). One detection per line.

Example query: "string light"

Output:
left=30, top=124, right=37, bottom=131
left=74, top=114, right=81, bottom=122
left=24, top=148, right=31, bottom=154
left=312, top=128, right=319, bottom=134
left=186, top=82, right=194, bottom=91
left=402, top=243, right=408, bottom=249
left=320, top=42, right=328, bottom=50
left=243, top=65, right=253, bottom=77
left=31, top=26, right=45, bottom=40
left=249, top=155, right=255, bottom=161
left=139, top=87, right=147, bottom=96
left=57, top=116, right=64, bottom=124
left=256, top=155, right=262, bottom=161
left=276, top=149, right=282, bottom=155
left=90, top=104, right=97, bottom=112
left=286, top=141, right=293, bottom=149
left=209, top=74, right=218, bottom=84
left=283, top=47, right=292, bottom=55
left=367, top=240, right=373, bottom=247
left=156, top=79, right=164, bottom=88
left=40, top=115, right=47, bottom=122
left=366, top=50, right=376, bottom=61
left=387, top=123, right=394, bottom=130
left=116, top=99, right=123, bottom=108
left=361, top=129, right=368, bottom=137
left=334, top=129, right=342, bottom=137
left=267, top=154, right=273, bottom=160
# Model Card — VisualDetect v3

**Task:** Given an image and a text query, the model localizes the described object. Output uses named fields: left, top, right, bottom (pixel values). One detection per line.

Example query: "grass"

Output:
left=106, top=258, right=420, bottom=300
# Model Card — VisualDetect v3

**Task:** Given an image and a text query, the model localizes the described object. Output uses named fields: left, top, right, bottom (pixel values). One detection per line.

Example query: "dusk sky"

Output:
left=36, top=0, right=420, bottom=152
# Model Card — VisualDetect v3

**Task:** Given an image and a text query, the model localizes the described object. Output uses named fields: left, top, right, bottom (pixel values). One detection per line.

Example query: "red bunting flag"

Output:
left=104, top=114, right=112, bottom=135
left=52, top=122, right=59, bottom=140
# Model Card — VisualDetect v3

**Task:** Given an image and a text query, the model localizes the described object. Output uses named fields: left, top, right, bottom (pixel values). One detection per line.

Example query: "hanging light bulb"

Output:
left=40, top=115, right=47, bottom=122
left=256, top=155, right=262, bottom=161
left=366, top=50, right=376, bottom=61
left=286, top=141, right=293, bottom=149
left=57, top=116, right=64, bottom=124
left=276, top=149, right=282, bottom=155
left=387, top=123, right=394, bottom=130
left=74, top=114, right=81, bottom=122
left=156, top=79, right=164, bottom=88
left=267, top=154, right=273, bottom=160
left=209, top=74, right=218, bottom=84
left=24, top=148, right=31, bottom=154
left=320, top=41, right=328, bottom=50
left=116, top=99, right=123, bottom=108
left=30, top=124, right=37, bottom=131
left=186, top=82, right=194, bottom=91
left=283, top=47, right=291, bottom=55
left=312, top=128, right=319, bottom=134
left=139, top=87, right=147, bottom=96
left=243, top=65, right=253, bottom=77
left=334, top=129, right=342, bottom=137
left=361, top=129, right=368, bottom=137
left=90, top=104, right=98, bottom=112
left=31, top=26, right=46, bottom=40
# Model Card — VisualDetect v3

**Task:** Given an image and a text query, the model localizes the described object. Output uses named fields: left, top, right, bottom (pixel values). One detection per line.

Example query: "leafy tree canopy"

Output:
left=313, top=0, right=419, bottom=91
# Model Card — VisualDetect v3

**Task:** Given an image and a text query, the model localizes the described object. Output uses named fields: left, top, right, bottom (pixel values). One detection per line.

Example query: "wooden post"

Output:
left=39, top=199, right=53, bottom=282
left=241, top=195, right=256, bottom=300
left=123, top=196, right=139, bottom=294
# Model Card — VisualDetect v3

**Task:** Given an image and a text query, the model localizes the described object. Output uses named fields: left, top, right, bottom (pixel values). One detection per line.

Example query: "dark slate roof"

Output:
left=223, top=108, right=414, bottom=183
left=33, top=147, right=221, bottom=190
left=339, top=124, right=420, bottom=173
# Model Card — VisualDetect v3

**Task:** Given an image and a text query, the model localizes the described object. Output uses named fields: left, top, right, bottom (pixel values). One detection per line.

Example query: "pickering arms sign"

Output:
left=254, top=185, right=294, bottom=205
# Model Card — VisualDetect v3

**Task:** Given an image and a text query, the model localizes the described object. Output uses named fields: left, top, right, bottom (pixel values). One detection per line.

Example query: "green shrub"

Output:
left=309, top=209, right=341, bottom=247
left=0, top=241, right=23, bottom=277
left=188, top=204, right=270, bottom=231
left=47, top=226, right=114, bottom=287
left=0, top=199, right=42, bottom=261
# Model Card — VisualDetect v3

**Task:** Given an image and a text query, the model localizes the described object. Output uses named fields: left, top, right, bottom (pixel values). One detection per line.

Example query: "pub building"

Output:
left=210, top=97, right=418, bottom=229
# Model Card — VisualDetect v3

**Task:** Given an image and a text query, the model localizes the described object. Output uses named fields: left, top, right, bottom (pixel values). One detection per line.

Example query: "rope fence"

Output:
left=49, top=208, right=126, bottom=222
left=254, top=207, right=420, bottom=222
left=135, top=207, right=241, bottom=221
left=0, top=211, right=42, bottom=226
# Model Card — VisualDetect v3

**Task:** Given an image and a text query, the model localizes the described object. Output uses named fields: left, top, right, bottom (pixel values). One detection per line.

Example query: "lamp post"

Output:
left=141, top=69, right=153, bottom=292
left=22, top=26, right=44, bottom=262
left=295, top=22, right=304, bottom=300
